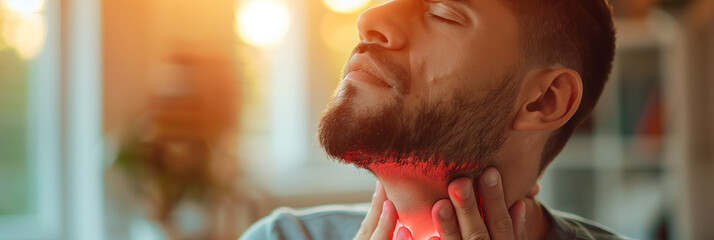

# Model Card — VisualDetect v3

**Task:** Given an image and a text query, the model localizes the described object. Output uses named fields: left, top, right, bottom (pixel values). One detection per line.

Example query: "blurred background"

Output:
left=0, top=0, right=713, bottom=239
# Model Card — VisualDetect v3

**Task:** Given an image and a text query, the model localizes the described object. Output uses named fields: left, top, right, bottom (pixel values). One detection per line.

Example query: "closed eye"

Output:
left=426, top=3, right=464, bottom=25
left=428, top=13, right=459, bottom=24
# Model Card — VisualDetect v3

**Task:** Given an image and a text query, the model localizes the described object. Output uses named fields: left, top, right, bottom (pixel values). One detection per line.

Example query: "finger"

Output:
left=355, top=181, right=388, bottom=240
left=395, top=226, right=414, bottom=240
left=370, top=200, right=398, bottom=240
left=448, top=178, right=490, bottom=240
left=428, top=237, right=442, bottom=240
left=432, top=199, right=461, bottom=240
left=478, top=168, right=515, bottom=240
left=509, top=200, right=527, bottom=240
left=525, top=183, right=540, bottom=198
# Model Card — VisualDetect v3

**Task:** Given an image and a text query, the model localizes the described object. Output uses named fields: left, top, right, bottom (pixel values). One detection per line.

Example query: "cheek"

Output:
left=409, top=44, right=477, bottom=99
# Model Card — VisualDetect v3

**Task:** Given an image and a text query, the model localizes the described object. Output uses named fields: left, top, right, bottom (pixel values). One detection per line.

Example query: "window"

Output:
left=0, top=0, right=103, bottom=239
left=0, top=0, right=61, bottom=238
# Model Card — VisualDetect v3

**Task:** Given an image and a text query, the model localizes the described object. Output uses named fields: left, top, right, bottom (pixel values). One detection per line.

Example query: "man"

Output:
left=242, top=0, right=628, bottom=239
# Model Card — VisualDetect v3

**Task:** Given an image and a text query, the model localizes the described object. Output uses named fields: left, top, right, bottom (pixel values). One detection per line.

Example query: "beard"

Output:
left=319, top=60, right=519, bottom=181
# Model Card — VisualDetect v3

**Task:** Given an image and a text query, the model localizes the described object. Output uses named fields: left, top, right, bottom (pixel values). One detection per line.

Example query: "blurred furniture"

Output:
left=540, top=12, right=676, bottom=239
left=674, top=0, right=714, bottom=239
left=541, top=1, right=714, bottom=239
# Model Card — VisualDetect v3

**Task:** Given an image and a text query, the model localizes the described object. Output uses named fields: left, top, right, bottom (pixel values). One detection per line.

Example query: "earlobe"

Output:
left=513, top=69, right=582, bottom=131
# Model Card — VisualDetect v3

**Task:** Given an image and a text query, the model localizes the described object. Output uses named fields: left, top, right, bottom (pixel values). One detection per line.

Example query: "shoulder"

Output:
left=544, top=206, right=632, bottom=240
left=240, top=204, right=369, bottom=240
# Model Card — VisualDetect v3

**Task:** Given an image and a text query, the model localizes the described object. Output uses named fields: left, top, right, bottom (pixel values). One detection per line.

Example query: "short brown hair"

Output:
left=504, top=0, right=617, bottom=172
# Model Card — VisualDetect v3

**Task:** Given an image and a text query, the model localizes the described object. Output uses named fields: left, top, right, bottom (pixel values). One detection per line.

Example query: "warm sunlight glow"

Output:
left=0, top=37, right=7, bottom=51
left=2, top=0, right=45, bottom=13
left=322, top=0, right=371, bottom=13
left=321, top=13, right=359, bottom=53
left=1, top=13, right=47, bottom=59
left=236, top=0, right=289, bottom=47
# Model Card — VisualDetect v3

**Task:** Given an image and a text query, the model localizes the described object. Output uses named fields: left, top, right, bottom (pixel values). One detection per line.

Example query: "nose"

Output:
left=356, top=0, right=410, bottom=50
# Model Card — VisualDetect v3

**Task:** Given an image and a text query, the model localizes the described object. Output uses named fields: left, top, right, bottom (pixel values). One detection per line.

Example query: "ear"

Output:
left=513, top=68, right=583, bottom=131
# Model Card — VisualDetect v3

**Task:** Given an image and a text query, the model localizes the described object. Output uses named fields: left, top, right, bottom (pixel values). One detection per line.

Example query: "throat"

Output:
left=368, top=162, right=551, bottom=240
left=371, top=164, right=453, bottom=240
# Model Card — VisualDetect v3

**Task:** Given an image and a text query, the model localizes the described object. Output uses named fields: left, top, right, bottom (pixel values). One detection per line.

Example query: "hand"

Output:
left=354, top=181, right=414, bottom=240
left=430, top=168, right=528, bottom=240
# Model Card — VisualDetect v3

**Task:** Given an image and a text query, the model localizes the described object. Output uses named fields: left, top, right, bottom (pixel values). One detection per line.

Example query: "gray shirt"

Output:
left=240, top=203, right=630, bottom=240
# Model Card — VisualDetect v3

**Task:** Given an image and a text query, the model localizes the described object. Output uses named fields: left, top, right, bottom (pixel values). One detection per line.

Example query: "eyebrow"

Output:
left=445, top=0, right=479, bottom=13
left=448, top=0, right=474, bottom=8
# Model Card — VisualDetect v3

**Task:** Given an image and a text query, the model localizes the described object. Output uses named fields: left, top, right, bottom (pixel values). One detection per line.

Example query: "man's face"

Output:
left=318, top=0, right=523, bottom=179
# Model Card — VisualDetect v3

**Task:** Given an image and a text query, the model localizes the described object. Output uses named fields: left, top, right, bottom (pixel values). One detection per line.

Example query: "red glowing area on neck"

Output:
left=339, top=151, right=489, bottom=240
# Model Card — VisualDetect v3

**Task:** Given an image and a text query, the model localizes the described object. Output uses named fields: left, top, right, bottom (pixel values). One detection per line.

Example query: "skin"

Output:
left=346, top=0, right=521, bottom=113
left=341, top=0, right=584, bottom=239
left=354, top=170, right=537, bottom=240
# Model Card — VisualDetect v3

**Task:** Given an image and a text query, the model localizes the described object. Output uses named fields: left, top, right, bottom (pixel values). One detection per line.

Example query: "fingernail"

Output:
left=373, top=181, right=382, bottom=198
left=439, top=204, right=454, bottom=219
left=453, top=180, right=472, bottom=200
left=381, top=201, right=390, bottom=218
left=396, top=226, right=412, bottom=240
left=521, top=201, right=527, bottom=223
left=483, top=169, right=499, bottom=187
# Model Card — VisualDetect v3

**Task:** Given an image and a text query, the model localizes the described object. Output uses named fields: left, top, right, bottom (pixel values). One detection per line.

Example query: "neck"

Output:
left=373, top=167, right=550, bottom=240
left=378, top=175, right=447, bottom=239
left=525, top=198, right=552, bottom=240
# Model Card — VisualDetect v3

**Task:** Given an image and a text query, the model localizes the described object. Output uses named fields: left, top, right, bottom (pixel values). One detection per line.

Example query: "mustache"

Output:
left=345, top=42, right=410, bottom=95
